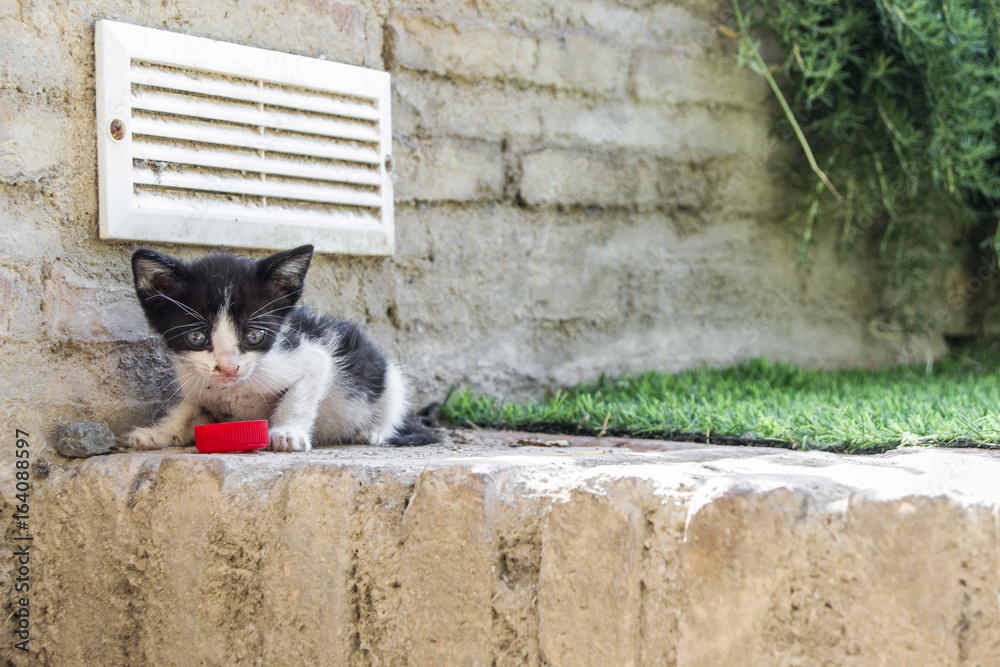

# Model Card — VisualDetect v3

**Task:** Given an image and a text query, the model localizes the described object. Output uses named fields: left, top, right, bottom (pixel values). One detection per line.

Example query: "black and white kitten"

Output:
left=127, top=244, right=437, bottom=451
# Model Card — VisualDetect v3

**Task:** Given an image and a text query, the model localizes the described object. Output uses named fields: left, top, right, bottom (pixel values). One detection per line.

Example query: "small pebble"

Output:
left=56, top=421, right=115, bottom=458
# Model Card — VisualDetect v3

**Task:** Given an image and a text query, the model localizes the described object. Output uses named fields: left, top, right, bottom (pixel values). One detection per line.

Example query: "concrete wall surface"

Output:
left=3, top=436, right=999, bottom=665
left=1, top=0, right=937, bottom=442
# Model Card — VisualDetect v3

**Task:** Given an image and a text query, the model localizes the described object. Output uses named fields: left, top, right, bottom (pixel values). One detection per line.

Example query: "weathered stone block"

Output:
left=398, top=467, right=496, bottom=664
left=12, top=442, right=1000, bottom=666
left=535, top=98, right=775, bottom=157
left=678, top=483, right=803, bottom=665
left=537, top=96, right=643, bottom=148
left=0, top=18, right=82, bottom=99
left=534, top=33, right=624, bottom=93
left=166, top=0, right=369, bottom=65
left=632, top=45, right=767, bottom=107
left=393, top=73, right=546, bottom=140
left=0, top=98, right=78, bottom=182
left=539, top=486, right=643, bottom=666
left=389, top=17, right=623, bottom=93
left=835, top=496, right=997, bottom=664
left=389, top=0, right=559, bottom=31
left=142, top=456, right=230, bottom=664
left=388, top=15, right=538, bottom=81
left=260, top=465, right=358, bottom=663
left=0, top=267, right=14, bottom=332
left=637, top=486, right=686, bottom=666
left=519, top=149, right=709, bottom=208
left=395, top=139, right=505, bottom=201
left=396, top=70, right=773, bottom=163
left=44, top=262, right=149, bottom=343
left=521, top=149, right=635, bottom=206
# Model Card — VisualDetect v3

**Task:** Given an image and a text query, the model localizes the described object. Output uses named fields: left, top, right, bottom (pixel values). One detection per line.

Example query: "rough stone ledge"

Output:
left=6, top=431, right=1000, bottom=666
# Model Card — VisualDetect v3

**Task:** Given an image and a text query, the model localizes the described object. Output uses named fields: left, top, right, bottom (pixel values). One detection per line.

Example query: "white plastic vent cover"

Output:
left=95, top=20, right=394, bottom=255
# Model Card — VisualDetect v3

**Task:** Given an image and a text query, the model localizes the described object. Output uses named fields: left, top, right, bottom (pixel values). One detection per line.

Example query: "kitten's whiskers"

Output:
left=195, top=373, right=208, bottom=407
left=147, top=290, right=205, bottom=321
left=153, top=369, right=200, bottom=406
left=160, top=321, right=204, bottom=337
left=247, top=322, right=308, bottom=342
left=256, top=365, right=298, bottom=388
left=244, top=373, right=270, bottom=405
left=246, top=288, right=303, bottom=320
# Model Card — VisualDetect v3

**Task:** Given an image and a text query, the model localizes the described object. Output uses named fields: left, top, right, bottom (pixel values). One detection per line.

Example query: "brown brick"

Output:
left=539, top=488, right=643, bottom=665
left=398, top=468, right=496, bottom=664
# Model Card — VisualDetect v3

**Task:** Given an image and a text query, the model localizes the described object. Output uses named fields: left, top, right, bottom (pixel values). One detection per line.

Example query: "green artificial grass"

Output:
left=441, top=356, right=1000, bottom=453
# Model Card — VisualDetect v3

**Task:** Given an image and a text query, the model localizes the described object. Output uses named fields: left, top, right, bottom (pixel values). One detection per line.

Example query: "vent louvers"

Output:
left=96, top=20, right=394, bottom=255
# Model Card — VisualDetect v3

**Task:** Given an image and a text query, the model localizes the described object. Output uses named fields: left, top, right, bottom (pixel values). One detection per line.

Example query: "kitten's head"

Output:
left=131, top=244, right=314, bottom=388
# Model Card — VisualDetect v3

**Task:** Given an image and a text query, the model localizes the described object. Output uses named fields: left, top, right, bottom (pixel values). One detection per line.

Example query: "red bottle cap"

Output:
left=194, top=421, right=269, bottom=453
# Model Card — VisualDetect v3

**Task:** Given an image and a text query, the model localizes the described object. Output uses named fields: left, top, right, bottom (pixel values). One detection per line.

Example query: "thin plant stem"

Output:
left=730, top=0, right=843, bottom=202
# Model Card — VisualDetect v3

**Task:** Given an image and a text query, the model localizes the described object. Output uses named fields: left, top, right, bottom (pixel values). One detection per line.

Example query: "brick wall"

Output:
left=0, top=0, right=924, bottom=445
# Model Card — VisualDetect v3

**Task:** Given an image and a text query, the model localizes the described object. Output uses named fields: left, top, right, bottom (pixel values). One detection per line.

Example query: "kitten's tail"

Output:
left=387, top=415, right=439, bottom=447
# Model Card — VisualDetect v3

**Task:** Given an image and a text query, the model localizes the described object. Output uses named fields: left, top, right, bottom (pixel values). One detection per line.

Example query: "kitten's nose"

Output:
left=215, top=355, right=240, bottom=377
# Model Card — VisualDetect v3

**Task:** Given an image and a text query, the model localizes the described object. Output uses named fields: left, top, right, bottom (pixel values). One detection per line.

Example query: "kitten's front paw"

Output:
left=269, top=427, right=311, bottom=452
left=129, top=426, right=185, bottom=450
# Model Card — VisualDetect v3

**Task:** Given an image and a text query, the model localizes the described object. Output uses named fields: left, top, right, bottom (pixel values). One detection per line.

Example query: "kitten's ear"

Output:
left=257, top=244, right=314, bottom=298
left=132, top=248, right=183, bottom=298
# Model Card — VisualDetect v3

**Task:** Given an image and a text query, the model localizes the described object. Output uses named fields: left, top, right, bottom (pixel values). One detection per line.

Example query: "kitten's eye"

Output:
left=185, top=330, right=209, bottom=347
left=244, top=329, right=266, bottom=346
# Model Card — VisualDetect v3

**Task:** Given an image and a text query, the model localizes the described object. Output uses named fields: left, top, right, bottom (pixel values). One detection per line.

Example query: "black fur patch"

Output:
left=278, top=307, right=337, bottom=349
left=388, top=415, right=440, bottom=446
left=279, top=308, right=389, bottom=402
left=330, top=318, right=388, bottom=402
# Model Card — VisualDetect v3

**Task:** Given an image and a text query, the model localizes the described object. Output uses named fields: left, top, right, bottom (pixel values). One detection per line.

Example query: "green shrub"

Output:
left=732, top=0, right=1000, bottom=326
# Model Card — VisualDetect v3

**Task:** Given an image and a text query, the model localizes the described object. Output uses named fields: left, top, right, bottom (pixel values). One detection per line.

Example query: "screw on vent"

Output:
left=109, top=119, right=125, bottom=140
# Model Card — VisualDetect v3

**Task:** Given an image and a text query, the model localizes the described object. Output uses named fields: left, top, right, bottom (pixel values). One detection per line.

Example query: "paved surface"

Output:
left=152, top=428, right=1000, bottom=505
